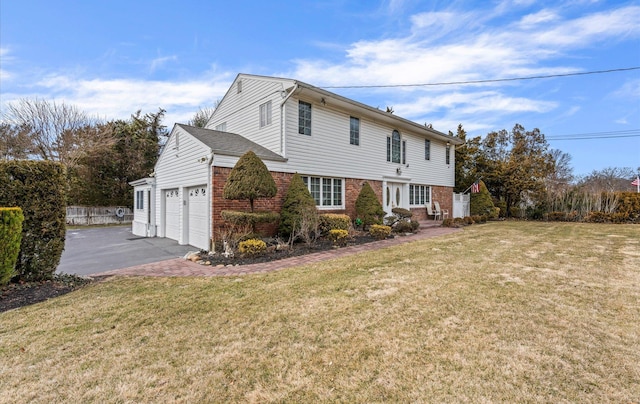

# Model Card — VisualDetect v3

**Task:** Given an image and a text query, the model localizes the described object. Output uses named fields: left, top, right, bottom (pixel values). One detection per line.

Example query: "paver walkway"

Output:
left=92, top=223, right=460, bottom=278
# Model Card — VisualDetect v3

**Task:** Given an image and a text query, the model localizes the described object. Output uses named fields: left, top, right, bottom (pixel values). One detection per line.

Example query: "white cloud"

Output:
left=288, top=3, right=640, bottom=134
left=150, top=55, right=178, bottom=72
left=15, top=73, right=234, bottom=124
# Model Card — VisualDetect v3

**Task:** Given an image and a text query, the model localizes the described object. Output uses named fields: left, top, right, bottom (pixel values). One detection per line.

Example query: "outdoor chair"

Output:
left=427, top=203, right=441, bottom=220
left=434, top=201, right=449, bottom=220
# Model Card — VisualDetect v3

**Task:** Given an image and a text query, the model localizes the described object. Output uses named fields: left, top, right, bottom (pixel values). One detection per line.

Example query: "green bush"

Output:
left=470, top=181, right=498, bottom=219
left=319, top=213, right=351, bottom=234
left=0, top=207, right=24, bottom=286
left=222, top=150, right=277, bottom=212
left=220, top=210, right=279, bottom=226
left=369, top=224, right=391, bottom=240
left=0, top=161, right=67, bottom=281
left=279, top=173, right=318, bottom=239
left=238, top=238, right=267, bottom=256
left=328, top=229, right=349, bottom=246
left=355, top=182, right=385, bottom=230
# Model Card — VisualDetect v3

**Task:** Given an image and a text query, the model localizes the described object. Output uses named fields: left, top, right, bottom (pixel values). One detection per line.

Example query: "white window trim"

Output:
left=301, top=175, right=345, bottom=209
left=136, top=190, right=145, bottom=210
left=259, top=101, right=272, bottom=128
left=409, top=184, right=431, bottom=206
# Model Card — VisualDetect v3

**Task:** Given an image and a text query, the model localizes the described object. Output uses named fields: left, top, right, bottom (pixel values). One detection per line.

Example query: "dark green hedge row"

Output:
left=0, top=207, right=24, bottom=286
left=0, top=161, right=67, bottom=281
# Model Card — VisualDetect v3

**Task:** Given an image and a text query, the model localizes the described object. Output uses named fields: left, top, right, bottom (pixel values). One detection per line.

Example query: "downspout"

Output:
left=280, top=83, right=299, bottom=157
left=208, top=150, right=215, bottom=252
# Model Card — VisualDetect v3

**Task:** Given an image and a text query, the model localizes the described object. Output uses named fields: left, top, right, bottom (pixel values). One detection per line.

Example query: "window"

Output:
left=446, top=143, right=451, bottom=165
left=409, top=185, right=430, bottom=206
left=350, top=116, right=360, bottom=145
left=215, top=122, right=227, bottom=131
left=402, top=140, right=406, bottom=164
left=298, top=101, right=312, bottom=135
left=302, top=176, right=343, bottom=208
left=387, top=130, right=401, bottom=163
left=425, top=139, right=431, bottom=160
left=136, top=190, right=144, bottom=210
left=259, top=101, right=272, bottom=128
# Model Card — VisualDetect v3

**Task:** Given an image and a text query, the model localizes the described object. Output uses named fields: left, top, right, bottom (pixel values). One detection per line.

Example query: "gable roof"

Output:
left=234, top=73, right=464, bottom=145
left=176, top=124, right=287, bottom=162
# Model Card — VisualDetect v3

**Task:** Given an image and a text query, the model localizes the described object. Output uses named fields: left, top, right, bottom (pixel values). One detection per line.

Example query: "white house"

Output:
left=131, top=73, right=463, bottom=250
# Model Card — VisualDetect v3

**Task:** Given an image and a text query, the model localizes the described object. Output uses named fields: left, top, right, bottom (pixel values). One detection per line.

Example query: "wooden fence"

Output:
left=66, top=206, right=133, bottom=226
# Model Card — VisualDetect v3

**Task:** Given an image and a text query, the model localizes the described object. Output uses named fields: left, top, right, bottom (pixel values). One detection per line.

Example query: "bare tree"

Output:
left=578, top=167, right=636, bottom=193
left=188, top=106, right=216, bottom=128
left=0, top=123, right=32, bottom=160
left=3, top=98, right=100, bottom=165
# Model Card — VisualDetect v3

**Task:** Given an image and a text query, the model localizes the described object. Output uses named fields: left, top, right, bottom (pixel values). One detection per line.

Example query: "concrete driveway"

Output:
left=57, top=225, right=198, bottom=276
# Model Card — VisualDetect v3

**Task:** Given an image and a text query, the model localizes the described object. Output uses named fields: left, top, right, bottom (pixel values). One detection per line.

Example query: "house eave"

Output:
left=294, top=82, right=464, bottom=145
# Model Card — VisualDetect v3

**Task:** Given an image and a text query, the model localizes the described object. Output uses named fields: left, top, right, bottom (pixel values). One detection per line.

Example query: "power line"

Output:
left=546, top=129, right=640, bottom=141
left=321, top=67, right=640, bottom=89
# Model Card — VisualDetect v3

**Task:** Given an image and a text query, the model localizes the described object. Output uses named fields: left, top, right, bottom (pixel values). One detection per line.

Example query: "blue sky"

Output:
left=1, top=0, right=639, bottom=177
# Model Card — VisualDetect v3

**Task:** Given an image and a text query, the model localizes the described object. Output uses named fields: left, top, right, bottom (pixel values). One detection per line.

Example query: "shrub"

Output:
left=470, top=180, right=497, bottom=218
left=222, top=150, right=277, bottom=212
left=238, top=238, right=267, bottom=256
left=410, top=219, right=420, bottom=231
left=369, top=224, right=391, bottom=240
left=328, top=229, right=349, bottom=246
left=464, top=216, right=475, bottom=225
left=0, top=161, right=67, bottom=281
left=279, top=173, right=318, bottom=239
left=0, top=207, right=24, bottom=286
left=393, top=220, right=414, bottom=233
left=221, top=210, right=279, bottom=226
left=319, top=213, right=351, bottom=234
left=355, top=182, right=385, bottom=230
left=441, top=218, right=455, bottom=227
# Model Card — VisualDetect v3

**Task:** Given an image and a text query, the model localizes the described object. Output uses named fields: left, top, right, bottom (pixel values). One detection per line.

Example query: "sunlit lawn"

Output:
left=1, top=222, right=638, bottom=403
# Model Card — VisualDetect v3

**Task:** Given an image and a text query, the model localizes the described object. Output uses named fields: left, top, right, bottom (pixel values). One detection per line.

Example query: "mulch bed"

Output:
left=0, top=275, right=94, bottom=313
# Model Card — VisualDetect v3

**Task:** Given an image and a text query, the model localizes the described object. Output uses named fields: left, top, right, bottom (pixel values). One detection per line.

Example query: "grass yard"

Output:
left=1, top=222, right=638, bottom=403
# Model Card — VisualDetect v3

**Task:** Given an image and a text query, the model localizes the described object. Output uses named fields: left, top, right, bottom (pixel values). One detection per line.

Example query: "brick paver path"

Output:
left=92, top=223, right=460, bottom=278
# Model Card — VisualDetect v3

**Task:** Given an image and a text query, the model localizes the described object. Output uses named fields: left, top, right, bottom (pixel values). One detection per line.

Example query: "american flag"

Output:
left=632, top=177, right=640, bottom=187
left=471, top=181, right=480, bottom=193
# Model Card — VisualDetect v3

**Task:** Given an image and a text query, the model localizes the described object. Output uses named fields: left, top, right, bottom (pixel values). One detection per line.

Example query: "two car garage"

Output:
left=163, top=185, right=210, bottom=251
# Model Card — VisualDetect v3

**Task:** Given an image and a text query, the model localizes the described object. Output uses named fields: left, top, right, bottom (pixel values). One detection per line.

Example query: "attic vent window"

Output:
left=237, top=80, right=242, bottom=93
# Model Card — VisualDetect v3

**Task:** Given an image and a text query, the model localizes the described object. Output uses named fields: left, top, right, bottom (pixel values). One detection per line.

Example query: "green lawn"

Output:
left=1, top=222, right=638, bottom=403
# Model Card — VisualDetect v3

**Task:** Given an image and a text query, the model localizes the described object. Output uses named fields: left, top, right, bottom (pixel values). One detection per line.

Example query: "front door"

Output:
left=384, top=182, right=403, bottom=216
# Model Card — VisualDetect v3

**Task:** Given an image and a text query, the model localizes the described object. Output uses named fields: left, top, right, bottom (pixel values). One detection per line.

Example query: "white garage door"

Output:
left=187, top=185, right=209, bottom=250
left=164, top=189, right=180, bottom=241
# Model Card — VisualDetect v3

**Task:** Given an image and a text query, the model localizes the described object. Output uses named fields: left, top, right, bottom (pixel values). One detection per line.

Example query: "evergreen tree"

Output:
left=278, top=173, right=317, bottom=238
left=470, top=180, right=498, bottom=218
left=355, top=182, right=385, bottom=229
left=223, top=150, right=277, bottom=212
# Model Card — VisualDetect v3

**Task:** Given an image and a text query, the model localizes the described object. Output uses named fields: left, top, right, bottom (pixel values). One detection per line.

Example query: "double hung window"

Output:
left=301, top=176, right=343, bottom=208
left=298, top=101, right=312, bottom=135
left=259, top=101, right=272, bottom=128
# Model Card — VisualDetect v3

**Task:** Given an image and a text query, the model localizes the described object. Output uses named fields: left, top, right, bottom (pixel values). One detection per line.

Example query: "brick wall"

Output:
left=210, top=167, right=453, bottom=240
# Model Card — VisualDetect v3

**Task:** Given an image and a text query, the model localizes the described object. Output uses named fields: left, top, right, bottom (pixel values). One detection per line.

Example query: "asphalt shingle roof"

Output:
left=176, top=124, right=287, bottom=162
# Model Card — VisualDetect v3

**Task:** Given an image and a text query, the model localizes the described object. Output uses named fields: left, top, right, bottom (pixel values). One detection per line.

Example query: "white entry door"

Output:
left=164, top=189, right=180, bottom=241
left=187, top=185, right=209, bottom=250
left=384, top=182, right=403, bottom=216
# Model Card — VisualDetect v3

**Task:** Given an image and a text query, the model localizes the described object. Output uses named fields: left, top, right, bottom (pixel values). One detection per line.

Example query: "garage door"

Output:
left=164, top=189, right=180, bottom=241
left=187, top=186, right=209, bottom=250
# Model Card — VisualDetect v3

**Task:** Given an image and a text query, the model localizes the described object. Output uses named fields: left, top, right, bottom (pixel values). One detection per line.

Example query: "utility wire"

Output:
left=321, top=67, right=640, bottom=89
left=546, top=129, right=640, bottom=141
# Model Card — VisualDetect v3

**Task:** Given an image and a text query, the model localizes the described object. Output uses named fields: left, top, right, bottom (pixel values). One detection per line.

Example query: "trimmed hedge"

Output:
left=238, top=238, right=267, bottom=256
left=0, top=207, right=24, bottom=286
left=220, top=210, right=280, bottom=226
left=319, top=213, right=351, bottom=234
left=369, top=224, right=391, bottom=240
left=0, top=161, right=67, bottom=281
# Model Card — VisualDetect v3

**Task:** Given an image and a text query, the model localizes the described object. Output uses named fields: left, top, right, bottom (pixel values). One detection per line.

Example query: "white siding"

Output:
left=208, top=75, right=295, bottom=155
left=154, top=126, right=211, bottom=245
left=283, top=96, right=455, bottom=187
